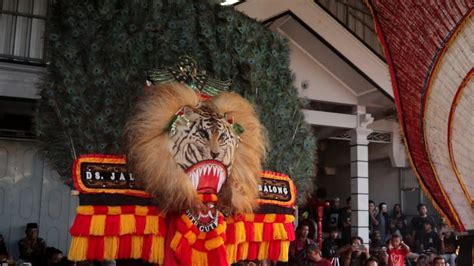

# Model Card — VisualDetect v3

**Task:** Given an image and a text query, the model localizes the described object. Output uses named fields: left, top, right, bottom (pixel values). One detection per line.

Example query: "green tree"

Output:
left=37, top=0, right=316, bottom=203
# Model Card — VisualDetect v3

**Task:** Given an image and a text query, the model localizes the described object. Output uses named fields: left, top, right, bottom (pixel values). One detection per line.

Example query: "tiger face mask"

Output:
left=168, top=105, right=238, bottom=195
left=124, top=82, right=266, bottom=215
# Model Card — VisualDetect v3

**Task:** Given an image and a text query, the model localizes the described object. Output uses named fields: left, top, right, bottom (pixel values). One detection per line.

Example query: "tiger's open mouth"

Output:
left=186, top=160, right=227, bottom=194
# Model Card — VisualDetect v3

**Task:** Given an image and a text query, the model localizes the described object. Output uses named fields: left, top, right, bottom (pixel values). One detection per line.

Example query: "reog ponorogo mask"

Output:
left=123, top=56, right=266, bottom=217
left=66, top=57, right=297, bottom=265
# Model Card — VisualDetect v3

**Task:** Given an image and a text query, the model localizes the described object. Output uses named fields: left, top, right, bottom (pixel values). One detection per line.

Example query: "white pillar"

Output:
left=349, top=106, right=373, bottom=245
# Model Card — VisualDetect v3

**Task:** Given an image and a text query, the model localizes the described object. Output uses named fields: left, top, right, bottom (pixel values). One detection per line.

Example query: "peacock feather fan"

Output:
left=36, top=0, right=317, bottom=203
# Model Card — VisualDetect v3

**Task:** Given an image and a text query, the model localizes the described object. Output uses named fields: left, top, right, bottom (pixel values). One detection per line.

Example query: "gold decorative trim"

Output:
left=420, top=10, right=473, bottom=229
left=448, top=70, right=474, bottom=205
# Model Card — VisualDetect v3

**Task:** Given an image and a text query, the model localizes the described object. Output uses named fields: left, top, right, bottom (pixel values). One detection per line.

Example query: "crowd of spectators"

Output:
left=0, top=223, right=68, bottom=266
left=1, top=203, right=460, bottom=266
left=290, top=195, right=460, bottom=266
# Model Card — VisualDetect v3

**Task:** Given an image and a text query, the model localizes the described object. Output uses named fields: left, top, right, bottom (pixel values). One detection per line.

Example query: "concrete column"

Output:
left=349, top=107, right=373, bottom=244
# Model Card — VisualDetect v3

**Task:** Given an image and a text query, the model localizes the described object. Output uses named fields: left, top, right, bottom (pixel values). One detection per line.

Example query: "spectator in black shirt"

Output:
left=391, top=204, right=407, bottom=229
left=339, top=216, right=352, bottom=246
left=18, top=223, right=47, bottom=266
left=327, top=198, right=341, bottom=231
left=396, top=219, right=409, bottom=239
left=338, top=197, right=351, bottom=228
left=369, top=231, right=385, bottom=265
left=410, top=204, right=435, bottom=241
left=45, top=247, right=64, bottom=266
left=439, top=225, right=457, bottom=266
left=322, top=228, right=341, bottom=261
left=339, top=197, right=352, bottom=245
left=323, top=200, right=333, bottom=233
left=417, top=221, right=440, bottom=254
left=369, top=200, right=376, bottom=232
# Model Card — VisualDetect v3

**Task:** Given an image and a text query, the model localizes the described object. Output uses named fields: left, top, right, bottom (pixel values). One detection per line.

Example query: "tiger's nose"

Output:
left=211, top=151, right=219, bottom=159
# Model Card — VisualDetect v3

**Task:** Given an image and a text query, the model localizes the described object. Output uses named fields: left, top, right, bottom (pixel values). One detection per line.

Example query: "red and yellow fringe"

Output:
left=170, top=212, right=228, bottom=266
left=69, top=206, right=295, bottom=263
left=226, top=214, right=295, bottom=263
left=68, top=205, right=166, bottom=264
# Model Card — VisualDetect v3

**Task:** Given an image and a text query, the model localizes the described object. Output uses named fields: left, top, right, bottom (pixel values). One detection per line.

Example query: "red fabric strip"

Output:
left=253, top=214, right=265, bottom=223
left=268, top=240, right=281, bottom=261
left=70, top=214, right=92, bottom=236
left=263, top=223, right=273, bottom=241
left=273, top=215, right=286, bottom=223
left=117, top=235, right=132, bottom=259
left=247, top=242, right=259, bottom=261
left=105, top=215, right=120, bottom=236
left=159, top=216, right=167, bottom=236
left=148, top=207, right=159, bottom=215
left=141, top=235, right=153, bottom=261
left=87, top=237, right=104, bottom=261
left=226, top=223, right=236, bottom=244
left=135, top=215, right=146, bottom=235
left=284, top=223, right=296, bottom=241
left=207, top=246, right=228, bottom=265
left=245, top=222, right=255, bottom=241
left=94, top=206, right=108, bottom=214
left=121, top=205, right=136, bottom=214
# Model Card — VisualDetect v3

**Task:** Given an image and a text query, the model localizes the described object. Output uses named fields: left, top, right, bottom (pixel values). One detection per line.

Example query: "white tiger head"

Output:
left=169, top=105, right=239, bottom=194
left=124, top=82, right=266, bottom=214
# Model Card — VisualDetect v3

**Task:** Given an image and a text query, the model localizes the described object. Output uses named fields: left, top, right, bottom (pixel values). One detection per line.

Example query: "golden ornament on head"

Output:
left=147, top=55, right=232, bottom=97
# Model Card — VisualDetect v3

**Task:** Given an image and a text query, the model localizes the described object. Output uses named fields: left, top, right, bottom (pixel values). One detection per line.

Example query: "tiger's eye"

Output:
left=219, top=133, right=226, bottom=141
left=198, top=129, right=209, bottom=139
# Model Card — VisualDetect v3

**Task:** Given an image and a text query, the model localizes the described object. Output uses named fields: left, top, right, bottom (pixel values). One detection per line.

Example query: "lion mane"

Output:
left=124, top=82, right=266, bottom=214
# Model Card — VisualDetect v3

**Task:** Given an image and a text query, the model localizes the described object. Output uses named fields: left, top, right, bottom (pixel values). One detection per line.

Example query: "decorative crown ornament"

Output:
left=148, top=55, right=245, bottom=137
left=147, top=55, right=232, bottom=97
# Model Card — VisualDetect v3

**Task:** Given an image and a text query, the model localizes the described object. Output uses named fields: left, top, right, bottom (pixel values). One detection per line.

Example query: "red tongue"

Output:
left=186, top=160, right=227, bottom=194
left=197, top=171, right=219, bottom=194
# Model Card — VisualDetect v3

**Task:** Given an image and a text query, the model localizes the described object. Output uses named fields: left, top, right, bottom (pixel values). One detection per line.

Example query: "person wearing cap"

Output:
left=306, top=243, right=332, bottom=266
left=18, top=223, right=47, bottom=265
